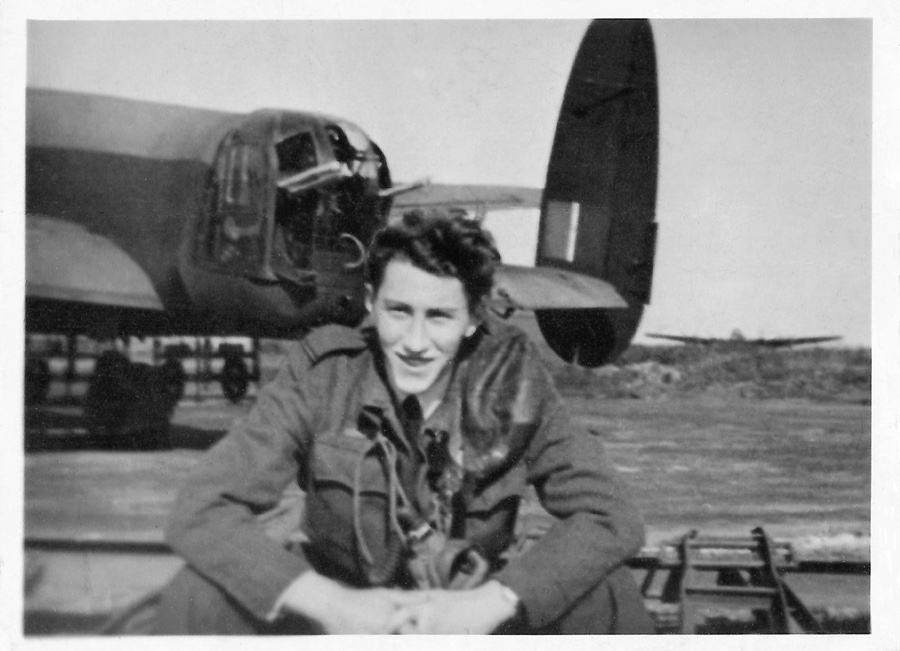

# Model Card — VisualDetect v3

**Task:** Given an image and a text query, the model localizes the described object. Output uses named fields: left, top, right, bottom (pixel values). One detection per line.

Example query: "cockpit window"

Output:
left=220, top=144, right=266, bottom=233
left=325, top=125, right=355, bottom=166
left=274, top=121, right=389, bottom=274
left=196, top=132, right=271, bottom=278
left=326, top=122, right=382, bottom=186
left=276, top=132, right=317, bottom=174
left=334, top=121, right=371, bottom=154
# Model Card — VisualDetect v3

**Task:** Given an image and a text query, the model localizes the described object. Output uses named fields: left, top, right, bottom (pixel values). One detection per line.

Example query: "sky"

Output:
left=20, top=18, right=874, bottom=346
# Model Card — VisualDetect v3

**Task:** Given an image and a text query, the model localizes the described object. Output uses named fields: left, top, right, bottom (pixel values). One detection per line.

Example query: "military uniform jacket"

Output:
left=165, top=318, right=645, bottom=630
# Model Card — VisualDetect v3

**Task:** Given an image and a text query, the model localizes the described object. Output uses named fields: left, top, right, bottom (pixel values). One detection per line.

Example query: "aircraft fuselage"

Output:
left=26, top=88, right=391, bottom=338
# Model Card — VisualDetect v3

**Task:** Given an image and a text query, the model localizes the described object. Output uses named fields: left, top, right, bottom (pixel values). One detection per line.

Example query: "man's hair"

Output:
left=365, top=210, right=501, bottom=308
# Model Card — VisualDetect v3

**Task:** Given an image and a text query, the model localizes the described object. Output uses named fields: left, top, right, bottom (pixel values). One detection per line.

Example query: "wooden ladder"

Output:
left=657, top=527, right=825, bottom=634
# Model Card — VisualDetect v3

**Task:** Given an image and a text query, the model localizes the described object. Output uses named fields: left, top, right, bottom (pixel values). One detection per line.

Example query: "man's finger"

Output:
left=388, top=590, right=432, bottom=605
left=395, top=620, right=419, bottom=635
left=387, top=606, right=418, bottom=633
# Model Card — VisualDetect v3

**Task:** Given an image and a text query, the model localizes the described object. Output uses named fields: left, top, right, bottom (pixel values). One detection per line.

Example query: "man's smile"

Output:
left=397, top=353, right=434, bottom=368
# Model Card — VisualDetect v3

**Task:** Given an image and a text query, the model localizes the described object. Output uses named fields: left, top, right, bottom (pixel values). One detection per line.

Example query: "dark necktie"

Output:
left=400, top=395, right=449, bottom=492
left=400, top=395, right=423, bottom=447
left=400, top=396, right=464, bottom=536
left=398, top=396, right=425, bottom=512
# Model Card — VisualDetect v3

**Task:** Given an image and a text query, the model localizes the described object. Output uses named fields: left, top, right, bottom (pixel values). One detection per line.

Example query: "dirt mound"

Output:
left=553, top=345, right=870, bottom=403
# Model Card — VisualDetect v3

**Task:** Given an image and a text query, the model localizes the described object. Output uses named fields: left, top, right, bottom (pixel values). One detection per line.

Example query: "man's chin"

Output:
left=388, top=360, right=437, bottom=396
left=393, top=376, right=434, bottom=397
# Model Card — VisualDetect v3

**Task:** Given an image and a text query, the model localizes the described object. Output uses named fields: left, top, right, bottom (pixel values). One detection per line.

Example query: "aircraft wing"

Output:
left=754, top=336, right=843, bottom=348
left=26, top=214, right=163, bottom=310
left=491, top=264, right=627, bottom=311
left=645, top=334, right=715, bottom=345
left=646, top=333, right=842, bottom=347
left=389, top=183, right=542, bottom=218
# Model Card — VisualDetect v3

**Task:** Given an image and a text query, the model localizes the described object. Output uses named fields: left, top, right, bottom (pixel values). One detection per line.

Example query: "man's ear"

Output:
left=364, top=284, right=374, bottom=313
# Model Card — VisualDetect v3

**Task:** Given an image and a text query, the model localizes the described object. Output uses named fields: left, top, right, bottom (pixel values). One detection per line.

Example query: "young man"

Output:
left=155, top=210, right=654, bottom=634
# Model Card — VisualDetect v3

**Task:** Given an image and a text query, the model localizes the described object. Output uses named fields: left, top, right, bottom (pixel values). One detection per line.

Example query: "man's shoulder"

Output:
left=298, top=324, right=371, bottom=365
left=479, top=316, right=537, bottom=354
left=463, top=316, right=550, bottom=376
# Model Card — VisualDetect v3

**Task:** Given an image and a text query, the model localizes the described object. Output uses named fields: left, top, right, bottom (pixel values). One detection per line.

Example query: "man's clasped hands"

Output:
left=280, top=570, right=519, bottom=634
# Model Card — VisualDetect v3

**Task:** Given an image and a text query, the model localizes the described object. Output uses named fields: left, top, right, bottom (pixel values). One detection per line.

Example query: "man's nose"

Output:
left=402, top=315, right=429, bottom=352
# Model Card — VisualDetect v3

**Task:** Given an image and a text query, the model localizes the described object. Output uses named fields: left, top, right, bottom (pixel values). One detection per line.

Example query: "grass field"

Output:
left=25, top=394, right=870, bottom=552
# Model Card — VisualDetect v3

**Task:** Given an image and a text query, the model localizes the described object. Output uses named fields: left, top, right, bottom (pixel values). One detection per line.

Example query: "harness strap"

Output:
left=351, top=433, right=423, bottom=585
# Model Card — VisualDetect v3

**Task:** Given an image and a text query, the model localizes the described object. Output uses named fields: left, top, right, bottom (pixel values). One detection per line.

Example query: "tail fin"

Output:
left=535, top=19, right=659, bottom=366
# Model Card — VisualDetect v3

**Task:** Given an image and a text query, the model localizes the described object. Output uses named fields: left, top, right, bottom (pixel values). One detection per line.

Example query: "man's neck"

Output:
left=396, top=368, right=452, bottom=422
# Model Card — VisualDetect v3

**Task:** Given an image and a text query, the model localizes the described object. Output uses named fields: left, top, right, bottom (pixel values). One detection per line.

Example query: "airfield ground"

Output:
left=24, top=387, right=870, bottom=633
left=23, top=333, right=872, bottom=633
left=25, top=395, right=871, bottom=547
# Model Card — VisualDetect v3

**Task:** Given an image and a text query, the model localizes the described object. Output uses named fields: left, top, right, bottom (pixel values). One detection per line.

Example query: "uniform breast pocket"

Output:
left=465, top=465, right=526, bottom=560
left=304, top=430, right=394, bottom=578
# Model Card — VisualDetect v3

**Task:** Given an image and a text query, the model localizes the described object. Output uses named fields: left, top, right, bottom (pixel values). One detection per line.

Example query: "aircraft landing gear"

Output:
left=85, top=351, right=131, bottom=433
left=159, top=357, right=186, bottom=406
left=84, top=350, right=176, bottom=449
left=220, top=349, right=250, bottom=403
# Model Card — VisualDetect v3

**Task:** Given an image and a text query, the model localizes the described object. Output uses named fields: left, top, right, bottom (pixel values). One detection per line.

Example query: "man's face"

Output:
left=367, top=257, right=477, bottom=399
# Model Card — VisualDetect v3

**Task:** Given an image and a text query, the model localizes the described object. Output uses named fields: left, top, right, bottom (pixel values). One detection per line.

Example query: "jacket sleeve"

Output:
left=164, top=342, right=318, bottom=620
left=490, top=347, right=646, bottom=629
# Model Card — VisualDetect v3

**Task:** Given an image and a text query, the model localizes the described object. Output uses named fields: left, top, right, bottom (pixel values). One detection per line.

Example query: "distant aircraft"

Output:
left=25, top=20, right=659, bottom=435
left=646, top=330, right=842, bottom=349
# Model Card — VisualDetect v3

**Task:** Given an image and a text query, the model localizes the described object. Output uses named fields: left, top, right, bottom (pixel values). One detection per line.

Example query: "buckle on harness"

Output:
left=407, top=521, right=434, bottom=545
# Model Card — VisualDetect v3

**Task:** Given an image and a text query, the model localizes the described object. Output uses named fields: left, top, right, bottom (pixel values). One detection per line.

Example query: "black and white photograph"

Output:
left=2, top=3, right=896, bottom=645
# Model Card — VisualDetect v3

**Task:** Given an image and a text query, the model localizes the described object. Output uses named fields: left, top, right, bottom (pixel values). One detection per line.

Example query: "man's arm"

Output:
left=489, top=353, right=646, bottom=630
left=164, top=342, right=317, bottom=620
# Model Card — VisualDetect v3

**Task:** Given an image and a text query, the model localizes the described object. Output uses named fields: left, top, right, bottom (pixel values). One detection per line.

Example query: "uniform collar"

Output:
left=358, top=328, right=394, bottom=412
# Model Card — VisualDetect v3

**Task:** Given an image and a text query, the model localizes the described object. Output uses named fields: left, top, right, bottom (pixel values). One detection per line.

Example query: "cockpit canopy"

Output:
left=196, top=111, right=392, bottom=283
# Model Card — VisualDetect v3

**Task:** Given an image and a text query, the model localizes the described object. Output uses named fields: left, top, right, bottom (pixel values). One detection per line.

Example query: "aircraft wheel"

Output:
left=25, top=356, right=51, bottom=405
left=159, top=358, right=186, bottom=408
left=84, top=350, right=132, bottom=435
left=85, top=352, right=173, bottom=448
left=221, top=357, right=249, bottom=403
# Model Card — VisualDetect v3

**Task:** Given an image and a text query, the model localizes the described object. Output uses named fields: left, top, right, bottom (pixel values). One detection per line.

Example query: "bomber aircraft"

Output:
left=25, top=19, right=659, bottom=439
left=646, top=330, right=842, bottom=349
